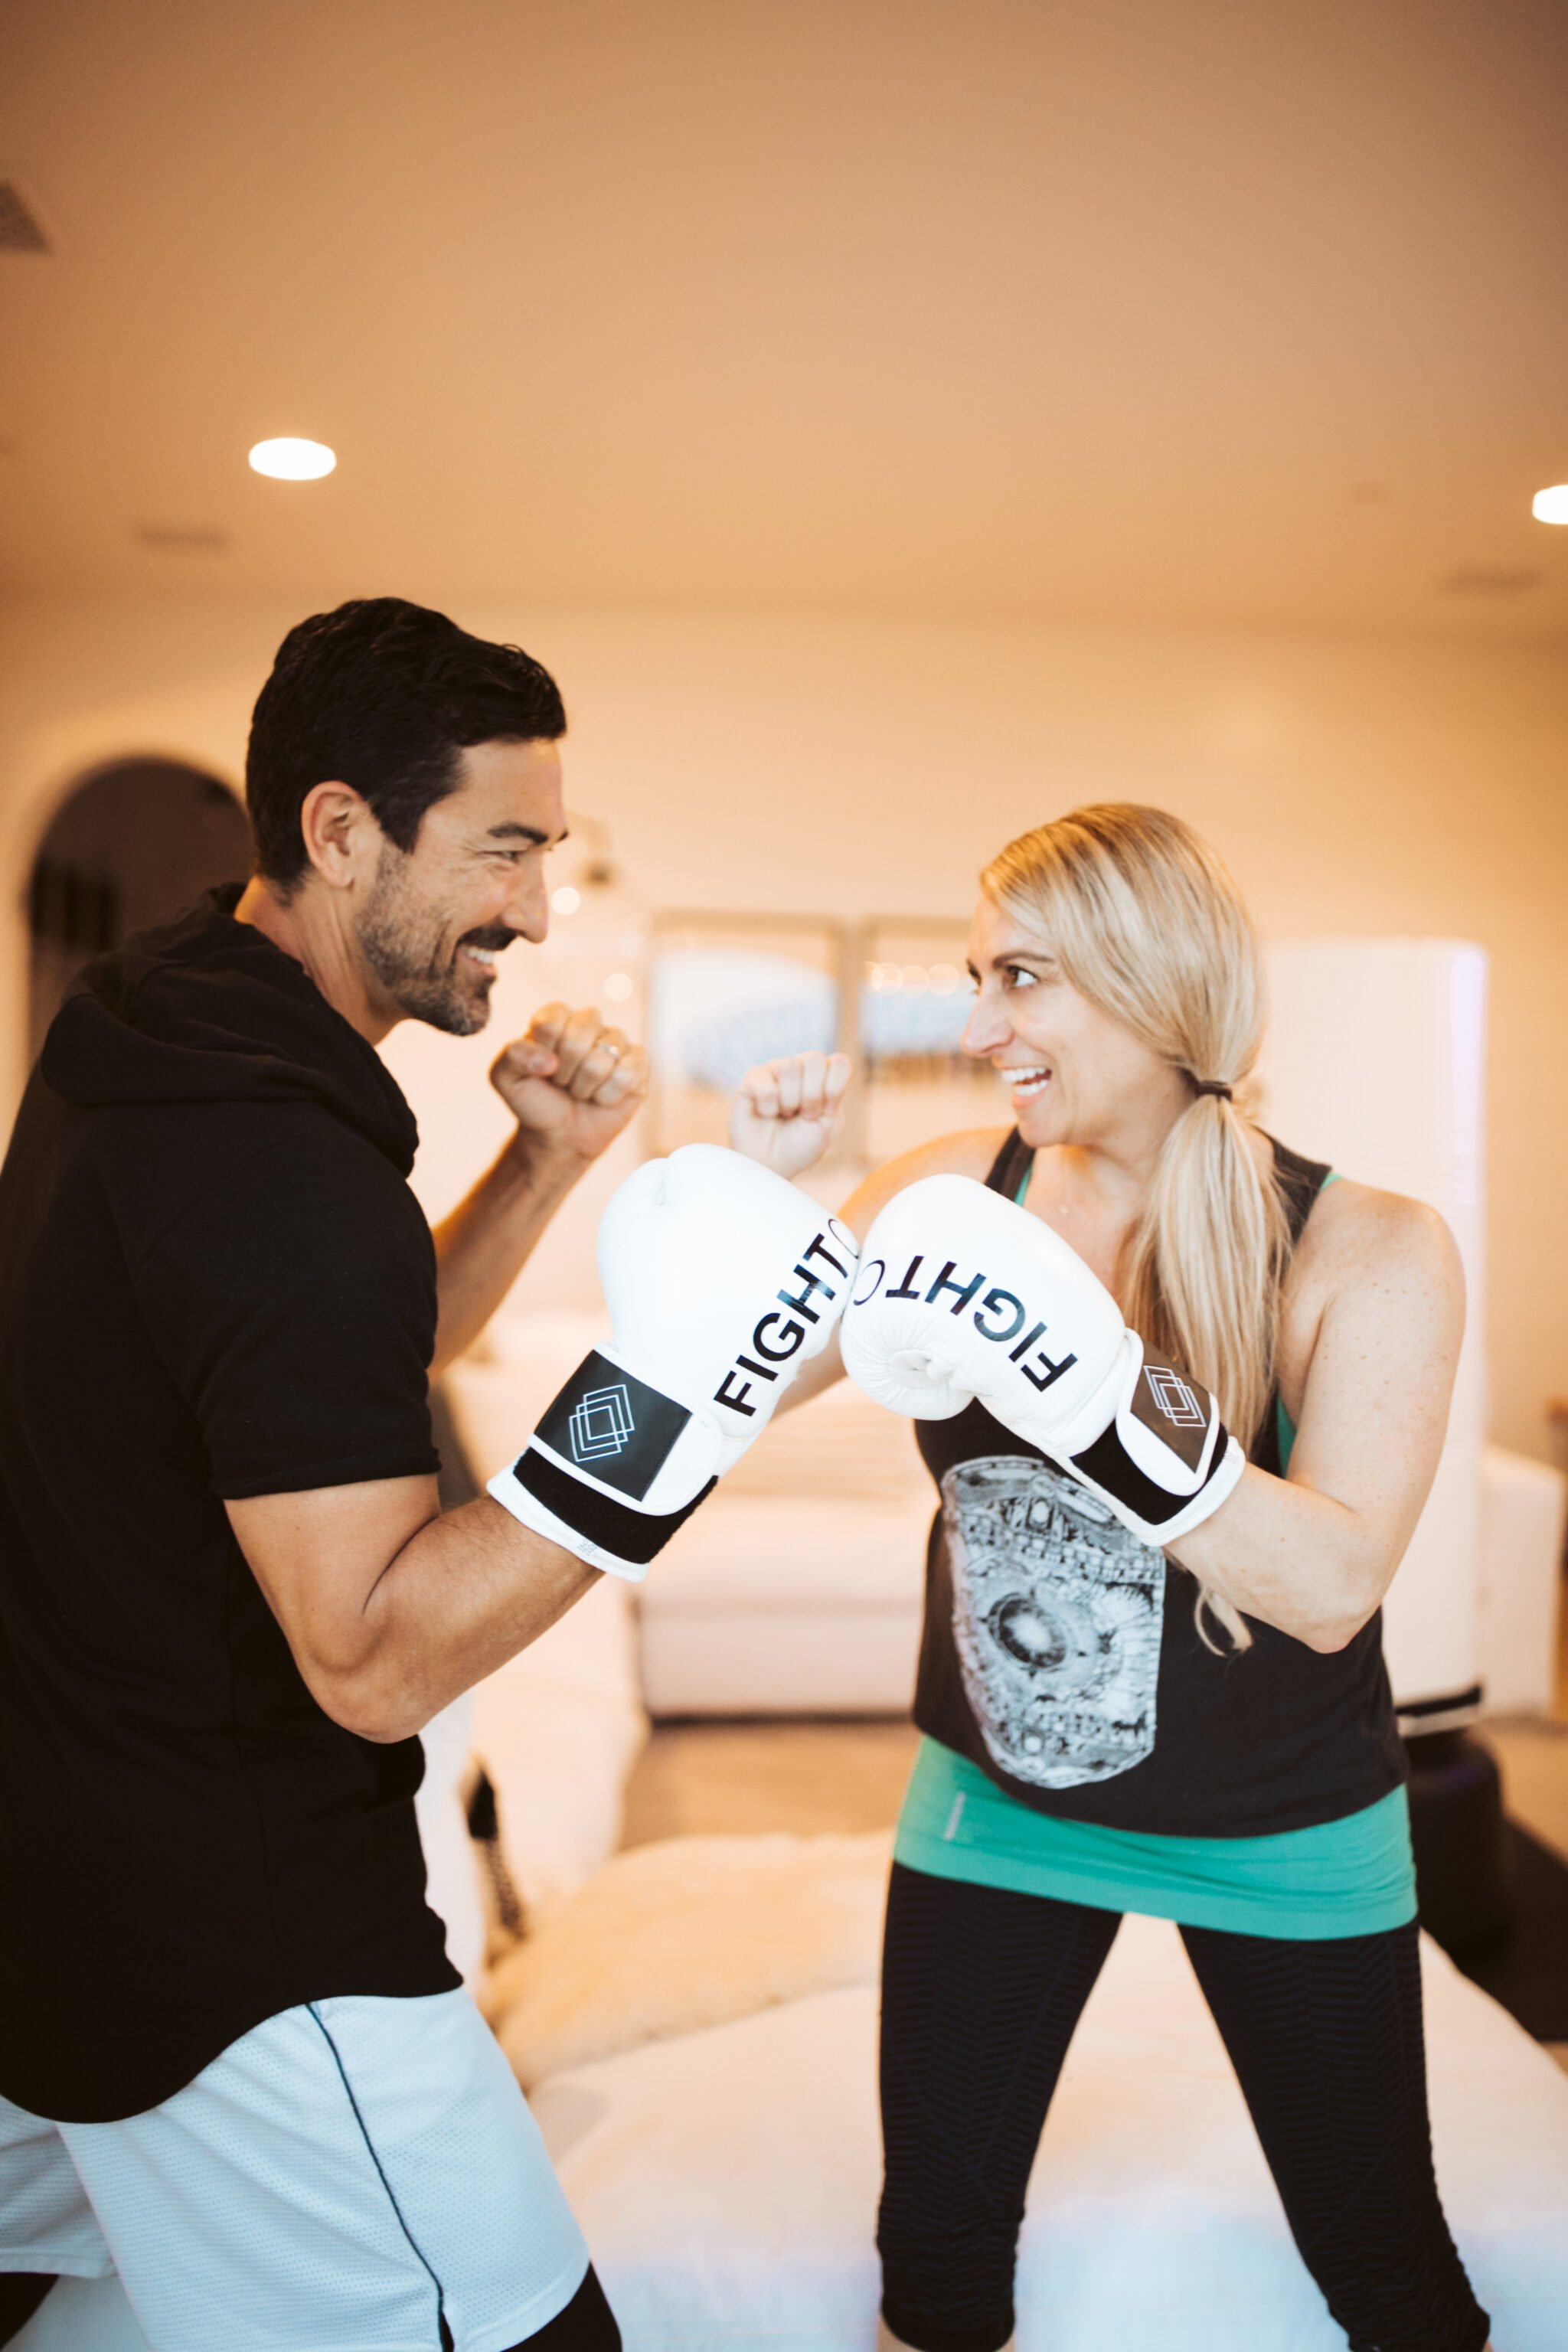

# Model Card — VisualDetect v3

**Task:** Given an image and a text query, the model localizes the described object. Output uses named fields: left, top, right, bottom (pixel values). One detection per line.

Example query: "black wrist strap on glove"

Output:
left=1063, top=1351, right=1243, bottom=1545
left=1070, top=1412, right=1234, bottom=1530
left=509, top=1448, right=717, bottom=1567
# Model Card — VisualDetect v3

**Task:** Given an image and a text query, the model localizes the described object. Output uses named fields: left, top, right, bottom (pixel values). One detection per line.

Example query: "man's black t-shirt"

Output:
left=0, top=889, right=457, bottom=2123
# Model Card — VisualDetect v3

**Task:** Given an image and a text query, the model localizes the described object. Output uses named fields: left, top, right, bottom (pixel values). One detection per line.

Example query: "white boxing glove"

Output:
left=489, top=1144, right=858, bottom=1579
left=841, top=1174, right=1243, bottom=1545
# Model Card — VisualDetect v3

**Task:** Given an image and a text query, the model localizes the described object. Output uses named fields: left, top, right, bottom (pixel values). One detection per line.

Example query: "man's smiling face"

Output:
left=354, top=738, right=567, bottom=1036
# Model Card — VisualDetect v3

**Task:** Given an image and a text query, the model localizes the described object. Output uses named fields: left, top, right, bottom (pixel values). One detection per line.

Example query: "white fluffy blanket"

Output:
left=482, top=1828, right=891, bottom=2089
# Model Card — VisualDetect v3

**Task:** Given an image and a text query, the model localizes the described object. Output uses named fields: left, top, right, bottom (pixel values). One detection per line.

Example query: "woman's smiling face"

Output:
left=961, top=893, right=1184, bottom=1150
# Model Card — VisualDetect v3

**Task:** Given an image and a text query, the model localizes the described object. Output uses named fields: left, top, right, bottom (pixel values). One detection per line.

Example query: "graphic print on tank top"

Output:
left=942, top=1455, right=1165, bottom=1788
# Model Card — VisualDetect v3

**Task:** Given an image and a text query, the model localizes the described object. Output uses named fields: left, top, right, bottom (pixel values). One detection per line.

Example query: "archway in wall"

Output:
left=27, top=758, right=253, bottom=1066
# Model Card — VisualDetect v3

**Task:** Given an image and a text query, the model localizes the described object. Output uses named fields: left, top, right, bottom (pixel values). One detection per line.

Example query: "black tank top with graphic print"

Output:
left=911, top=1132, right=1406, bottom=1838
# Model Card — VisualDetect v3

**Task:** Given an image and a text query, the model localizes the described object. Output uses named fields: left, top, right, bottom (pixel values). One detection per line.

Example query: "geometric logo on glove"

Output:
left=536, top=1351, right=694, bottom=1503
left=1143, top=1367, right=1205, bottom=1426
left=1129, top=1356, right=1213, bottom=1474
left=569, top=1383, right=636, bottom=1462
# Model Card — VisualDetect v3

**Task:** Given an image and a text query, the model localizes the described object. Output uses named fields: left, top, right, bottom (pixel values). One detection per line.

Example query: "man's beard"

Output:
left=357, top=844, right=511, bottom=1037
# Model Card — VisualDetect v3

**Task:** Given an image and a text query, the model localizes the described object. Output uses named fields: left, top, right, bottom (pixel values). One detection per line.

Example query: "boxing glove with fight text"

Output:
left=841, top=1174, right=1243, bottom=1544
left=489, top=1145, right=858, bottom=1579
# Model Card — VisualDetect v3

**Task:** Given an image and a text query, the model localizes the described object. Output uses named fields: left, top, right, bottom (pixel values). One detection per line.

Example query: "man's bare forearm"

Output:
left=354, top=1495, right=600, bottom=1740
left=431, top=1135, right=590, bottom=1374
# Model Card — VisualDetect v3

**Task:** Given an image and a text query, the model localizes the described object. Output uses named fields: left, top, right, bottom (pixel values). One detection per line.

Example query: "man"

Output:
left=0, top=599, right=647, bottom=2350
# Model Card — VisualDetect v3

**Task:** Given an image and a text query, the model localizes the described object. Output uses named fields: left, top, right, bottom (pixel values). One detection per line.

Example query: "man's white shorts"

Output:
left=0, top=1990, right=590, bottom=2352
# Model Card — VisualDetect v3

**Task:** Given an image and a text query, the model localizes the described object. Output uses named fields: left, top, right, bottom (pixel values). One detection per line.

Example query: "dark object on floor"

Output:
left=1455, top=1821, right=1568, bottom=2043
left=0, top=2272, right=55, bottom=2347
left=1406, top=1730, right=1568, bottom=2043
left=467, top=1763, right=528, bottom=1940
left=1406, top=1730, right=1514, bottom=1958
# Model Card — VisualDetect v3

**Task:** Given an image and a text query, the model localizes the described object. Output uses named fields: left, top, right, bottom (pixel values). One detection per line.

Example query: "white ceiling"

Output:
left=2, top=0, right=1566, bottom=634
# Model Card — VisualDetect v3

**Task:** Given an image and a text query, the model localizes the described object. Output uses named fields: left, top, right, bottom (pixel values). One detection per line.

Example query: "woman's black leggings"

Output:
left=878, top=1863, right=1489, bottom=2352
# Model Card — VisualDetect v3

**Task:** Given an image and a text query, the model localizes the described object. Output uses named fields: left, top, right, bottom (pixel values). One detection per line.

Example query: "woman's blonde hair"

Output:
left=982, top=803, right=1290, bottom=1651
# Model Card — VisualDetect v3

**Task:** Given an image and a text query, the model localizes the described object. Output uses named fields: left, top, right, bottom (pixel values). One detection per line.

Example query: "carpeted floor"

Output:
left=622, top=1717, right=920, bottom=1846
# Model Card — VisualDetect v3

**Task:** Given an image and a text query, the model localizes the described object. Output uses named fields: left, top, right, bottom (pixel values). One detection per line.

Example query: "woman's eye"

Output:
left=1003, top=965, right=1037, bottom=989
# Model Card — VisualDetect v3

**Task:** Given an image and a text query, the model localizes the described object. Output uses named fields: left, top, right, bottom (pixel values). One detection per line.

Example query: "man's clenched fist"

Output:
left=490, top=1000, right=650, bottom=1161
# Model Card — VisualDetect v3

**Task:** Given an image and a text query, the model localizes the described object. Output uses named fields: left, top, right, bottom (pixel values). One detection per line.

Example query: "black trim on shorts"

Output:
left=306, top=2006, right=616, bottom=2352
left=307, top=2005, right=452, bottom=2347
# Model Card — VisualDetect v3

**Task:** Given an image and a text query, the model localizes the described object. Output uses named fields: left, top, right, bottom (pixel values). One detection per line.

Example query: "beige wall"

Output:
left=1, top=593, right=1563, bottom=1459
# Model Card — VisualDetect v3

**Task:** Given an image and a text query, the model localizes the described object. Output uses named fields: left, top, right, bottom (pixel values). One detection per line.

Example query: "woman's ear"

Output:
left=298, top=781, right=377, bottom=893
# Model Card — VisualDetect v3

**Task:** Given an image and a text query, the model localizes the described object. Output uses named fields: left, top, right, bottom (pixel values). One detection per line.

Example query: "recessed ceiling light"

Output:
left=248, top=437, right=335, bottom=481
left=1531, top=485, right=1568, bottom=525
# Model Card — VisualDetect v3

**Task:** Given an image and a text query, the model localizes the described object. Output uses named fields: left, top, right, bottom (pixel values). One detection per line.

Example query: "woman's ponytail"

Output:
left=1122, top=1089, right=1289, bottom=1650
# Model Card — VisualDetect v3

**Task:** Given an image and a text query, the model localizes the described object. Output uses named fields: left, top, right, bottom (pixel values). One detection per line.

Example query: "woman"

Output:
left=730, top=805, right=1490, bottom=2352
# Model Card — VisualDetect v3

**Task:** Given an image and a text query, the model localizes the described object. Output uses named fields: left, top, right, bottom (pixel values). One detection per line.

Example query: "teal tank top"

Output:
left=892, top=1161, right=1416, bottom=1940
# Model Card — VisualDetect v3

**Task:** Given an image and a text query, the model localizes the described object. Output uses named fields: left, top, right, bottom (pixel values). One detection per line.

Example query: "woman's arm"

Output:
left=727, top=1052, right=1009, bottom=1412
left=1171, top=1181, right=1465, bottom=1652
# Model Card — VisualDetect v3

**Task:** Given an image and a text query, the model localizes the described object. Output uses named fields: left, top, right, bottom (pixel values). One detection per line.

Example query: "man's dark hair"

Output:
left=246, top=597, right=567, bottom=887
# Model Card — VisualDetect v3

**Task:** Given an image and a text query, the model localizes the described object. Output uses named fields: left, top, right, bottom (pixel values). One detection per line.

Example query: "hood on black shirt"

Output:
left=40, top=885, right=419, bottom=1176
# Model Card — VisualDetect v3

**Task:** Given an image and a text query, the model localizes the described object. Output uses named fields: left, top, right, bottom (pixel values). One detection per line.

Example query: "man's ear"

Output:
left=299, top=782, right=379, bottom=893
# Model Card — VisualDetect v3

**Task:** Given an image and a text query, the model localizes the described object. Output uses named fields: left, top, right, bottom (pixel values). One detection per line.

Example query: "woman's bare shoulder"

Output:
left=1289, top=1174, right=1464, bottom=1312
left=1277, top=1176, right=1465, bottom=1420
left=1279, top=1176, right=1476, bottom=1429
